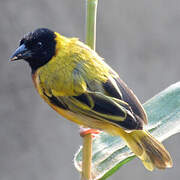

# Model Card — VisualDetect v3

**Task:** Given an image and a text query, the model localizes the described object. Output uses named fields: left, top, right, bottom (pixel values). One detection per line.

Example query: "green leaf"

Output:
left=74, top=82, right=180, bottom=180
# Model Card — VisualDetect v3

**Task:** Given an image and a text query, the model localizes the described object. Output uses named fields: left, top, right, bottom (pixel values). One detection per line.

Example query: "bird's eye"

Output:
left=37, top=42, right=43, bottom=47
left=20, top=38, right=25, bottom=45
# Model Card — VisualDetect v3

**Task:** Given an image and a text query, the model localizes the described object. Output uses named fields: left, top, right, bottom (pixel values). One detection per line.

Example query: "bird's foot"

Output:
left=80, top=127, right=100, bottom=138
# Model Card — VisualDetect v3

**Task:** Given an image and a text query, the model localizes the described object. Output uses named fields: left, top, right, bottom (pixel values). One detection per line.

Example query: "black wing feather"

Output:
left=115, top=77, right=147, bottom=124
left=103, top=78, right=122, bottom=99
left=73, top=92, right=143, bottom=130
left=102, top=75, right=147, bottom=124
left=43, top=91, right=68, bottom=110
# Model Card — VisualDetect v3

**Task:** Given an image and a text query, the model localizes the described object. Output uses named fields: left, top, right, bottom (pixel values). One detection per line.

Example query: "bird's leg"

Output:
left=80, top=127, right=100, bottom=138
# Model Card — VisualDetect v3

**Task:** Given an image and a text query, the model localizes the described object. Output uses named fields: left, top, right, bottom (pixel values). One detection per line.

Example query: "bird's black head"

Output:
left=10, top=28, right=56, bottom=72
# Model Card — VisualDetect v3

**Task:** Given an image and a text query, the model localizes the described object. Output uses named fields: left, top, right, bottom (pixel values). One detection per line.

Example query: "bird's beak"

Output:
left=10, top=44, right=32, bottom=61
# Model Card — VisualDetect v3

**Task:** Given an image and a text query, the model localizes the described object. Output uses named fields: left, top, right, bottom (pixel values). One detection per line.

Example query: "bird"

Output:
left=10, top=28, right=172, bottom=171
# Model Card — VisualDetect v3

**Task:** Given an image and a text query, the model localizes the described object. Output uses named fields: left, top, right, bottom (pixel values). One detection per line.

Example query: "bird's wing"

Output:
left=44, top=87, right=144, bottom=130
left=68, top=91, right=144, bottom=130
left=102, top=74, right=148, bottom=124
left=38, top=53, right=147, bottom=130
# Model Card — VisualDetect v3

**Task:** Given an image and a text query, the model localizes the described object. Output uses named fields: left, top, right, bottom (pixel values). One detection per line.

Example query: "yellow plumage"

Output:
left=37, top=32, right=111, bottom=97
left=11, top=28, right=172, bottom=171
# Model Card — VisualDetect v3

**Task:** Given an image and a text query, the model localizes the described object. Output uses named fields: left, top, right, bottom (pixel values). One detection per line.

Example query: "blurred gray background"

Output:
left=0, top=0, right=180, bottom=179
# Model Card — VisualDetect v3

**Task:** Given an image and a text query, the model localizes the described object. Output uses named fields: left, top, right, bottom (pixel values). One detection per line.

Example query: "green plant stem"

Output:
left=85, top=0, right=98, bottom=50
left=81, top=132, right=93, bottom=180
left=81, top=0, right=98, bottom=180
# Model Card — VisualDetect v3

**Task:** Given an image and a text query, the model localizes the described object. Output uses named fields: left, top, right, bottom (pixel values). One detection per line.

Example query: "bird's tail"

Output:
left=121, top=130, right=173, bottom=171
